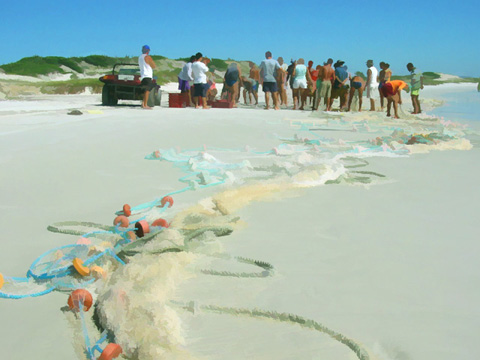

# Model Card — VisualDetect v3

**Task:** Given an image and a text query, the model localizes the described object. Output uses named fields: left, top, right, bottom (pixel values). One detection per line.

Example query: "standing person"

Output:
left=277, top=57, right=289, bottom=106
left=292, top=58, right=312, bottom=110
left=248, top=62, right=260, bottom=105
left=381, top=80, right=409, bottom=119
left=286, top=59, right=296, bottom=98
left=178, top=55, right=195, bottom=106
left=331, top=60, right=349, bottom=110
left=365, top=60, right=379, bottom=111
left=224, top=63, right=242, bottom=107
left=315, top=58, right=335, bottom=111
left=259, top=51, right=280, bottom=110
left=407, top=62, right=424, bottom=114
left=191, top=52, right=210, bottom=109
left=378, top=62, right=392, bottom=111
left=138, top=45, right=157, bottom=109
left=347, top=75, right=366, bottom=111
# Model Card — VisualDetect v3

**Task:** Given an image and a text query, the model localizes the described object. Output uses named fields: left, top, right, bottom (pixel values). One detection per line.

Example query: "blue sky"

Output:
left=1, top=0, right=479, bottom=76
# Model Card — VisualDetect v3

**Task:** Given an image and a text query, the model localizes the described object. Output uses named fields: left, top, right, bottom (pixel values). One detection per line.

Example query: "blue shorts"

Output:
left=226, top=79, right=237, bottom=87
left=352, top=81, right=362, bottom=89
left=262, top=81, right=278, bottom=93
left=193, top=83, right=209, bottom=98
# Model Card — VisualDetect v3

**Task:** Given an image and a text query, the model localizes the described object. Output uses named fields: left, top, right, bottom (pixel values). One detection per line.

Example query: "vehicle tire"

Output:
left=102, top=85, right=110, bottom=105
left=102, top=85, right=118, bottom=106
left=154, top=89, right=162, bottom=106
left=147, top=88, right=156, bottom=108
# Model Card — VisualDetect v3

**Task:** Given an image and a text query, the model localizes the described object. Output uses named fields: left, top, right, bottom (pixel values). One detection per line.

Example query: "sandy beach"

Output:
left=0, top=83, right=479, bottom=360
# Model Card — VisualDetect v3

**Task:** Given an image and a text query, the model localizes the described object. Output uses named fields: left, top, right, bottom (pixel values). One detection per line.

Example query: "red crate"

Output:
left=211, top=99, right=233, bottom=108
left=169, top=93, right=188, bottom=108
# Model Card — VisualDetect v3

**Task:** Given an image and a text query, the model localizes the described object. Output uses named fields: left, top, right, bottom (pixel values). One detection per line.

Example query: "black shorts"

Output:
left=141, top=77, right=155, bottom=91
left=193, top=83, right=209, bottom=98
left=263, top=81, right=278, bottom=93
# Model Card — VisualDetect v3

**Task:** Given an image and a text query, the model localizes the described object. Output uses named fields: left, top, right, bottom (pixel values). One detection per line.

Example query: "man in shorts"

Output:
left=138, top=45, right=157, bottom=109
left=381, top=80, right=410, bottom=119
left=407, top=62, right=424, bottom=114
left=259, top=51, right=280, bottom=110
left=315, top=58, right=335, bottom=111
left=277, top=57, right=289, bottom=106
left=223, top=63, right=242, bottom=107
left=191, top=52, right=210, bottom=109
left=347, top=76, right=366, bottom=112
left=365, top=60, right=379, bottom=111
left=178, top=55, right=195, bottom=106
left=331, top=60, right=349, bottom=111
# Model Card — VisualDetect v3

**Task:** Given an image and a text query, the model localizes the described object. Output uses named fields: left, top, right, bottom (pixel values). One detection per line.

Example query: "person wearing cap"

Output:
left=365, top=60, right=379, bottom=111
left=378, top=62, right=392, bottom=111
left=381, top=80, right=409, bottom=119
left=314, top=58, right=335, bottom=111
left=406, top=62, right=424, bottom=114
left=138, top=45, right=157, bottom=109
left=259, top=51, right=280, bottom=110
left=191, top=52, right=211, bottom=109
left=331, top=60, right=349, bottom=110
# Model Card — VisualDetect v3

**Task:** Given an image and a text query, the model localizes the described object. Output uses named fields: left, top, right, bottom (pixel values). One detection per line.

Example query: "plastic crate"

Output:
left=168, top=93, right=188, bottom=108
left=211, top=99, right=233, bottom=108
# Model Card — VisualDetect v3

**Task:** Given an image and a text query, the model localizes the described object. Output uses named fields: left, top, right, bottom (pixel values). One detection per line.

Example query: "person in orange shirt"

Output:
left=381, top=80, right=409, bottom=119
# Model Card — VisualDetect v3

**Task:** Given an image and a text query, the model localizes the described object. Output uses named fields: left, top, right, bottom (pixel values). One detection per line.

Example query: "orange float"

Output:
left=122, top=204, right=131, bottom=217
left=160, top=196, right=174, bottom=208
left=154, top=150, right=161, bottom=158
left=73, top=258, right=90, bottom=276
left=90, top=266, right=106, bottom=279
left=126, top=231, right=136, bottom=241
left=0, top=273, right=4, bottom=290
left=152, top=218, right=169, bottom=228
left=68, top=289, right=93, bottom=312
left=98, top=343, right=122, bottom=360
left=134, top=220, right=150, bottom=238
left=113, top=215, right=129, bottom=228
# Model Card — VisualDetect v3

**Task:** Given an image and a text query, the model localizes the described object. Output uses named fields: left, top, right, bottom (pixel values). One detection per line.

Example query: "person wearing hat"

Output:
left=406, top=62, right=424, bottom=114
left=138, top=45, right=157, bottom=109
left=365, top=60, right=379, bottom=111
left=381, top=80, right=409, bottom=119
left=331, top=60, right=349, bottom=110
left=314, top=58, right=335, bottom=111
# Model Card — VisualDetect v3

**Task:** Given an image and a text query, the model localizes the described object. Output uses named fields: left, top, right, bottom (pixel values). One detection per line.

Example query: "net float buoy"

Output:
left=73, top=258, right=90, bottom=277
left=98, top=343, right=122, bottom=360
left=135, top=220, right=150, bottom=238
left=126, top=231, right=136, bottom=242
left=90, top=266, right=106, bottom=279
left=76, top=237, right=91, bottom=245
left=68, top=289, right=93, bottom=312
left=113, top=216, right=129, bottom=228
left=160, top=196, right=174, bottom=208
left=152, top=218, right=169, bottom=228
left=122, top=204, right=131, bottom=217
left=0, top=273, right=4, bottom=290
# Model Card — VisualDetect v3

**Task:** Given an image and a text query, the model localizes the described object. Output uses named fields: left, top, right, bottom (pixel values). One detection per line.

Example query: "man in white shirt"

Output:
left=138, top=45, right=157, bottom=109
left=191, top=52, right=210, bottom=109
left=178, top=55, right=195, bottom=106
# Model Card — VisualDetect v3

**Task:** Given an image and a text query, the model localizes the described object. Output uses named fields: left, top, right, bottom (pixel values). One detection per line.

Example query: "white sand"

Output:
left=0, top=84, right=479, bottom=359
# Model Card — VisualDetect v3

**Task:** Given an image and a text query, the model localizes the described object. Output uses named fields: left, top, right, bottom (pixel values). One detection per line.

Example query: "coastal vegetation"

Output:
left=0, top=55, right=478, bottom=97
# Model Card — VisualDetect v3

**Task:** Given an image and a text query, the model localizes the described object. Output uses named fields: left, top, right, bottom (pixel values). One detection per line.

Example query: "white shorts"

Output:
left=293, top=78, right=307, bottom=89
left=366, top=84, right=379, bottom=99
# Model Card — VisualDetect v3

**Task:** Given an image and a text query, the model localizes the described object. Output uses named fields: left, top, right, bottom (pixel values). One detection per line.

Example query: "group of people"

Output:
left=140, top=45, right=425, bottom=118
